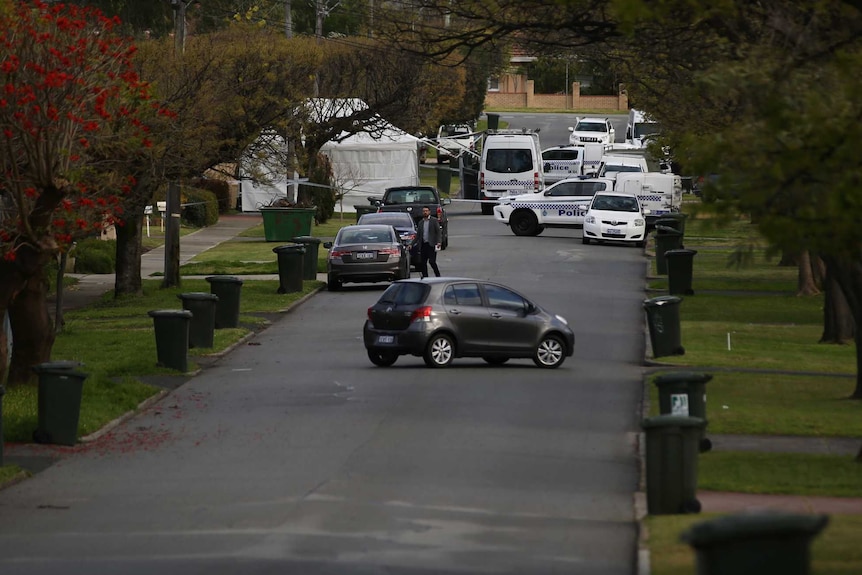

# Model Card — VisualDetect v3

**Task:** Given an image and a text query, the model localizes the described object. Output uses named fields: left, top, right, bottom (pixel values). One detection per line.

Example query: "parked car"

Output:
left=568, top=117, right=615, bottom=146
left=357, top=212, right=420, bottom=268
left=363, top=278, right=575, bottom=369
left=582, top=191, right=647, bottom=247
left=323, top=224, right=411, bottom=291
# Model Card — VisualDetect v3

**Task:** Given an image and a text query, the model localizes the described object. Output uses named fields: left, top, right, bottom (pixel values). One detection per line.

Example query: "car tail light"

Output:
left=330, top=248, right=350, bottom=258
left=533, top=171, right=540, bottom=191
left=436, top=206, right=443, bottom=220
left=409, top=306, right=432, bottom=323
left=367, top=307, right=373, bottom=321
left=479, top=171, right=484, bottom=190
left=379, top=247, right=399, bottom=255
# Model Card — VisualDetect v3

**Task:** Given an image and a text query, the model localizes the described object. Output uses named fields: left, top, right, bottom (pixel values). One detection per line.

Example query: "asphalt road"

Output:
left=0, top=202, right=647, bottom=574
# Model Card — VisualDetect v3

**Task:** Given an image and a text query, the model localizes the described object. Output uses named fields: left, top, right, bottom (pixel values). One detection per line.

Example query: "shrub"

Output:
left=74, top=238, right=116, bottom=274
left=181, top=187, right=219, bottom=227
left=190, top=177, right=233, bottom=213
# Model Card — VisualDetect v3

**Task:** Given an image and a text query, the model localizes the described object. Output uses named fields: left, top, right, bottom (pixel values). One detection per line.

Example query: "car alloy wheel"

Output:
left=533, top=335, right=566, bottom=368
left=424, top=333, right=454, bottom=367
left=368, top=350, right=398, bottom=367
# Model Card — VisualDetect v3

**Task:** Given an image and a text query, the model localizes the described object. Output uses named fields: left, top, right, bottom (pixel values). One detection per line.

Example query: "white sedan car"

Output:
left=582, top=191, right=647, bottom=247
left=569, top=117, right=615, bottom=146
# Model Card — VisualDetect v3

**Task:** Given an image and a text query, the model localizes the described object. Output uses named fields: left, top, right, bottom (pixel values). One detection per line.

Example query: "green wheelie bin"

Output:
left=643, top=295, right=685, bottom=358
left=291, top=236, right=323, bottom=280
left=178, top=292, right=219, bottom=348
left=32, top=361, right=88, bottom=446
left=666, top=248, right=698, bottom=296
left=272, top=243, right=305, bottom=294
left=205, top=275, right=243, bottom=329
left=148, top=309, right=193, bottom=372
left=654, top=371, right=713, bottom=451
left=654, top=225, right=683, bottom=275
left=641, top=415, right=705, bottom=515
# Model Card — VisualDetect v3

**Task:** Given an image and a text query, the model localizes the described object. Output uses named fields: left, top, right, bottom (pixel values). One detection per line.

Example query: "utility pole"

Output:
left=164, top=0, right=193, bottom=288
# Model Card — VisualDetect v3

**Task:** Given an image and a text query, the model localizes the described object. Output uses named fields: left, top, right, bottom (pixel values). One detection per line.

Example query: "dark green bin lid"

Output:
left=654, top=371, right=713, bottom=386
left=641, top=415, right=706, bottom=429
left=178, top=292, right=219, bottom=301
left=643, top=295, right=682, bottom=307
left=272, top=243, right=305, bottom=254
left=681, top=512, right=829, bottom=546
left=655, top=225, right=682, bottom=235
left=147, top=309, right=193, bottom=319
left=665, top=249, right=698, bottom=257
left=32, top=360, right=84, bottom=373
left=205, top=275, right=243, bottom=285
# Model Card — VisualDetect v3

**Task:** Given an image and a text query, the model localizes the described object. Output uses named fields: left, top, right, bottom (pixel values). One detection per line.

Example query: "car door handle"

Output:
left=490, top=312, right=502, bottom=319
left=449, top=309, right=462, bottom=315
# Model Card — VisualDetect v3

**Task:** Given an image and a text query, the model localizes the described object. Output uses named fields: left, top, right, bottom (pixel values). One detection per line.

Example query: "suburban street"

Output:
left=0, top=198, right=648, bottom=574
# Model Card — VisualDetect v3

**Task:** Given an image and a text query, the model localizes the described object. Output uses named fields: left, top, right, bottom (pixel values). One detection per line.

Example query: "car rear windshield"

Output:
left=486, top=149, right=533, bottom=173
left=378, top=282, right=429, bottom=305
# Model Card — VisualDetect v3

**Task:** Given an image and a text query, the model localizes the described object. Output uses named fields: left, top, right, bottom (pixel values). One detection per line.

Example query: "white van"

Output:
left=625, top=109, right=661, bottom=148
left=541, top=145, right=583, bottom=183
left=615, top=172, right=682, bottom=227
left=598, top=154, right=649, bottom=180
left=479, top=129, right=544, bottom=215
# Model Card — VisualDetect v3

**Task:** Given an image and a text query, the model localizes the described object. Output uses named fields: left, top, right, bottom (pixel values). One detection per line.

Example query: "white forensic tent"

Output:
left=321, top=123, right=420, bottom=213
left=238, top=99, right=420, bottom=213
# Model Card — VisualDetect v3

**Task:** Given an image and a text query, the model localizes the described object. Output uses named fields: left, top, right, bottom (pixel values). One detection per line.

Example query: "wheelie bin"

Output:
left=205, top=275, right=243, bottom=329
left=681, top=512, right=829, bottom=575
left=654, top=371, right=713, bottom=451
left=641, top=415, right=705, bottom=515
left=656, top=212, right=688, bottom=236
left=32, top=361, right=88, bottom=446
left=666, top=248, right=698, bottom=295
left=643, top=296, right=685, bottom=358
left=291, top=236, right=323, bottom=280
left=654, top=225, right=683, bottom=275
left=147, top=309, right=193, bottom=372
left=272, top=243, right=305, bottom=294
left=178, top=292, right=219, bottom=348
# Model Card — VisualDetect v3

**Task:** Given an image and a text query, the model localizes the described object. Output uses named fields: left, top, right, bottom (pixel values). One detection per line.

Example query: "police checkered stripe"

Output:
left=584, top=160, right=601, bottom=166
left=512, top=203, right=586, bottom=210
left=639, top=194, right=663, bottom=202
left=486, top=179, right=534, bottom=188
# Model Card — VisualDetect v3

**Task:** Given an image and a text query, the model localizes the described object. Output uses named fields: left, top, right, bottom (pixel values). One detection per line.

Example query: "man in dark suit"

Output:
left=416, top=205, right=441, bottom=277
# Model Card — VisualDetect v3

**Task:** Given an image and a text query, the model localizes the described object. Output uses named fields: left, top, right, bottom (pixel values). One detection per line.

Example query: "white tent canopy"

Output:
left=239, top=99, right=420, bottom=213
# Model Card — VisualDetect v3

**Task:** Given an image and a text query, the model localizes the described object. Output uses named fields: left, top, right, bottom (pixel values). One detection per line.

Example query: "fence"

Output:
left=485, top=80, right=628, bottom=111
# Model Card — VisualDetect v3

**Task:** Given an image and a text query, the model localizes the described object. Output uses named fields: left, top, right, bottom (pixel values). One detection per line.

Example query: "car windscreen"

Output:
left=575, top=122, right=606, bottom=132
left=633, top=123, right=661, bottom=138
left=603, top=165, right=643, bottom=173
left=377, top=282, right=429, bottom=305
left=592, top=196, right=640, bottom=212
left=485, top=149, right=533, bottom=173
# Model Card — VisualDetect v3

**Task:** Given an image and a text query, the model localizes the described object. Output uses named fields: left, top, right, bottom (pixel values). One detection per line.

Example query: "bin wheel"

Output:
left=675, top=346, right=686, bottom=355
left=33, top=429, right=51, bottom=444
left=699, top=437, right=713, bottom=452
left=680, top=498, right=702, bottom=514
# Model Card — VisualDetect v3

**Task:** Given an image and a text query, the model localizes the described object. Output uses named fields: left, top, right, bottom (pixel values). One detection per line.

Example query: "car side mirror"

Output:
left=323, top=241, right=333, bottom=249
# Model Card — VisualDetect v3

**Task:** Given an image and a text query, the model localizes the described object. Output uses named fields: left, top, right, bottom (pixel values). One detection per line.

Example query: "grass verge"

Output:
left=2, top=278, right=323, bottom=444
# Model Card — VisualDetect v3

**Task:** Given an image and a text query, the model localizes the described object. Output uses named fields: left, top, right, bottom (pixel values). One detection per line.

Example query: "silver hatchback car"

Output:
left=363, top=278, right=575, bottom=368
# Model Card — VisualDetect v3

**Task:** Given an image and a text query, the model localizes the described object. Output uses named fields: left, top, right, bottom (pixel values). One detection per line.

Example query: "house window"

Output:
left=487, top=77, right=500, bottom=92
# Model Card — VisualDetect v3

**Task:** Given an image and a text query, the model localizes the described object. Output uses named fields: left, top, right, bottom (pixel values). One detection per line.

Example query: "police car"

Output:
left=493, top=177, right=616, bottom=236
left=542, top=145, right=584, bottom=184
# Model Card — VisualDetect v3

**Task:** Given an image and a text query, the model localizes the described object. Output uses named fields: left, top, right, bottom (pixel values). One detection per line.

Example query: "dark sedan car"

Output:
left=357, top=211, right=420, bottom=267
left=363, top=278, right=575, bottom=368
left=324, top=224, right=411, bottom=291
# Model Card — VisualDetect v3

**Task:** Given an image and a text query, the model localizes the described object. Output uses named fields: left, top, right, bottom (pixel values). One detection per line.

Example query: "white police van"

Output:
left=615, top=172, right=682, bottom=228
left=493, top=177, right=615, bottom=236
left=479, top=129, right=543, bottom=215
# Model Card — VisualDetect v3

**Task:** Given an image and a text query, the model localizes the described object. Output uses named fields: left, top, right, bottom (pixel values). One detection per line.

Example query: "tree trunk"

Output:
left=821, top=255, right=862, bottom=399
left=797, top=250, right=820, bottom=296
left=8, top=273, right=54, bottom=387
left=821, top=263, right=855, bottom=344
left=115, top=212, right=144, bottom=297
left=779, top=249, right=797, bottom=267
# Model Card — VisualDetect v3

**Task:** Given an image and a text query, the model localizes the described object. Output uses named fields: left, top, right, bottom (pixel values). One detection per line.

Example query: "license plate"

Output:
left=355, top=251, right=376, bottom=260
left=608, top=228, right=621, bottom=235
left=377, top=335, right=395, bottom=344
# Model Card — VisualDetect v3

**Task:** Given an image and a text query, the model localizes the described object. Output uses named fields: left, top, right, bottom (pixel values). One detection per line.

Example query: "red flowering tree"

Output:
left=0, top=1, right=159, bottom=386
